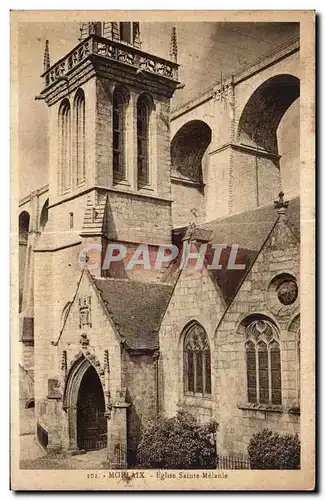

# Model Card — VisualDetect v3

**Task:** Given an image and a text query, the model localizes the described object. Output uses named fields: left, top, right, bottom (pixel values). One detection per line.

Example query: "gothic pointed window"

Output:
left=137, top=95, right=151, bottom=187
left=74, top=89, right=86, bottom=185
left=113, top=88, right=128, bottom=183
left=183, top=323, right=211, bottom=397
left=245, top=319, right=282, bottom=405
left=59, top=99, right=71, bottom=193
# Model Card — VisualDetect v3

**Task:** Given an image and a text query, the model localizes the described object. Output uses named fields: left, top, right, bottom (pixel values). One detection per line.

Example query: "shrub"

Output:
left=136, top=410, right=218, bottom=469
left=248, top=428, right=300, bottom=469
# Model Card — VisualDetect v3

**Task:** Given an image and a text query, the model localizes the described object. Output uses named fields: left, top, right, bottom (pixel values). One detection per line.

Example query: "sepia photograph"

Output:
left=11, top=10, right=315, bottom=490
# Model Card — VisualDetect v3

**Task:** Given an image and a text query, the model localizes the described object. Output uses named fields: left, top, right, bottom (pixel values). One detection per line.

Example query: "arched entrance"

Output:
left=77, top=365, right=107, bottom=451
left=63, top=355, right=107, bottom=453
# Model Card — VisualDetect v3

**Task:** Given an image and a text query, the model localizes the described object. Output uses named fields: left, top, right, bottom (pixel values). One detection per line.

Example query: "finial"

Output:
left=274, top=191, right=289, bottom=215
left=170, top=26, right=178, bottom=63
left=43, top=40, right=50, bottom=72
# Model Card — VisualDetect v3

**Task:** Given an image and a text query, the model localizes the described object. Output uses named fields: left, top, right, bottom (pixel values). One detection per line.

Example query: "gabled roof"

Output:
left=168, top=197, right=300, bottom=304
left=92, top=278, right=173, bottom=351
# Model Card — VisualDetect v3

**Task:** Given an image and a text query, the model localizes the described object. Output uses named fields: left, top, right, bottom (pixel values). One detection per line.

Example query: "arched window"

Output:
left=58, top=99, right=71, bottom=193
left=113, top=88, right=128, bottom=183
left=245, top=319, right=282, bottom=405
left=74, top=90, right=86, bottom=185
left=183, top=323, right=211, bottom=397
left=137, top=95, right=151, bottom=187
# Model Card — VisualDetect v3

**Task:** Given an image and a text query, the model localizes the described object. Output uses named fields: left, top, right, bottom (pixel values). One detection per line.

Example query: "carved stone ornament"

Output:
left=79, top=332, right=89, bottom=347
left=277, top=280, right=298, bottom=305
left=79, top=296, right=92, bottom=328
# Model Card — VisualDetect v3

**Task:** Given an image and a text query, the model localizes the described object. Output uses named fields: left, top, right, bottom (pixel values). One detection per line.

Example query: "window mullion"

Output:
left=268, top=344, right=272, bottom=404
left=202, top=351, right=206, bottom=396
left=193, top=351, right=197, bottom=394
left=255, top=344, right=260, bottom=404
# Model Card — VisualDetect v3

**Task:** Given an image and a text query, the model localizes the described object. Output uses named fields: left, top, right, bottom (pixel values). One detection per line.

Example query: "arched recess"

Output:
left=63, top=354, right=107, bottom=451
left=25, top=398, right=35, bottom=409
left=171, top=120, right=212, bottom=185
left=237, top=74, right=300, bottom=163
left=19, top=211, right=30, bottom=243
left=39, top=199, right=49, bottom=231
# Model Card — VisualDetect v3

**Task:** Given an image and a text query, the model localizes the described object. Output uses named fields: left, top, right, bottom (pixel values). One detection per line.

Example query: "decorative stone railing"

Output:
left=42, top=35, right=179, bottom=88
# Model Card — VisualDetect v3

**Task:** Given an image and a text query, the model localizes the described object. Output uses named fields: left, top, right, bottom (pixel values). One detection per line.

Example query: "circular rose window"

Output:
left=277, top=280, right=298, bottom=305
left=266, top=273, right=299, bottom=316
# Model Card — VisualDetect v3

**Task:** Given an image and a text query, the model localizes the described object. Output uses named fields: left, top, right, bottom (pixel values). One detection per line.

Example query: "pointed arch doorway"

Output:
left=77, top=365, right=107, bottom=451
left=64, top=356, right=107, bottom=452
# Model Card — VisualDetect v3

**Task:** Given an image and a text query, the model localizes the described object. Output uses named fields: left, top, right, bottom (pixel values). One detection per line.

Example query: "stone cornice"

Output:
left=48, top=185, right=172, bottom=210
left=209, top=142, right=281, bottom=162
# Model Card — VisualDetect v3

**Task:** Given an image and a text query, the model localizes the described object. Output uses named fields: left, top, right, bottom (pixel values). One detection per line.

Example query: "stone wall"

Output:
left=159, top=215, right=300, bottom=457
left=214, top=216, right=300, bottom=455
left=19, top=364, right=35, bottom=435
left=158, top=257, right=225, bottom=419
left=171, top=181, right=205, bottom=228
left=122, top=350, right=158, bottom=466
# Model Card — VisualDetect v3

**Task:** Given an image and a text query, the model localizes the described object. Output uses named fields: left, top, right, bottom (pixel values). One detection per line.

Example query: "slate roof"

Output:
left=200, top=196, right=300, bottom=250
left=168, top=197, right=300, bottom=304
left=91, top=198, right=300, bottom=349
left=92, top=278, right=173, bottom=350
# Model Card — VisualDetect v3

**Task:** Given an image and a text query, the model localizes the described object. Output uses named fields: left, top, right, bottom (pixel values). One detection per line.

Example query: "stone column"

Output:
left=128, top=92, right=137, bottom=192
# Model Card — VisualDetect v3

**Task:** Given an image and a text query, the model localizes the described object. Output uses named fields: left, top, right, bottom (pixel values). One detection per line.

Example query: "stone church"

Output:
left=19, top=21, right=300, bottom=467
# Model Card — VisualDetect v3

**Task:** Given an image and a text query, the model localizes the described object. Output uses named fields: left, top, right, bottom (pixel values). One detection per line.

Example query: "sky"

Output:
left=18, top=21, right=299, bottom=196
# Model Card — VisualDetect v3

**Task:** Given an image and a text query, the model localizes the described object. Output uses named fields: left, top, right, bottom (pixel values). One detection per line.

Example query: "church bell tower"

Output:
left=38, top=21, right=180, bottom=280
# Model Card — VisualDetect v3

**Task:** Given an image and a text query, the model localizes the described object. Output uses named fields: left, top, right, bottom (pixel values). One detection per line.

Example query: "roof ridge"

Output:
left=93, top=277, right=173, bottom=287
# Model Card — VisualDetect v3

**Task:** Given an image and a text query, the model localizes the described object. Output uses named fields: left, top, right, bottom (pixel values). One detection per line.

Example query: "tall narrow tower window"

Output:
left=74, top=89, right=86, bottom=185
left=137, top=95, right=151, bottom=187
left=59, top=99, right=71, bottom=193
left=120, top=22, right=132, bottom=44
left=113, top=88, right=129, bottom=183
left=119, top=22, right=140, bottom=46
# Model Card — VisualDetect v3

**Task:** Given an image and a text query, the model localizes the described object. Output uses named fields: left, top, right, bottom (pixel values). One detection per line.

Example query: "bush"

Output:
left=136, top=410, right=218, bottom=469
left=248, top=428, right=300, bottom=469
